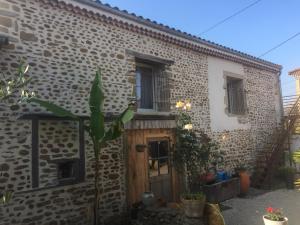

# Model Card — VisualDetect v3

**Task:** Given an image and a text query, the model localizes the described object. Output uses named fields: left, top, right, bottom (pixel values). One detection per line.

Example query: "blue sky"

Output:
left=101, top=0, right=300, bottom=96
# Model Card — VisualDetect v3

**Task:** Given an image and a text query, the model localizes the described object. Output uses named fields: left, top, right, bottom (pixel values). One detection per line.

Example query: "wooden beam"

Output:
left=31, top=118, right=39, bottom=188
left=126, top=50, right=174, bottom=65
left=78, top=119, right=85, bottom=182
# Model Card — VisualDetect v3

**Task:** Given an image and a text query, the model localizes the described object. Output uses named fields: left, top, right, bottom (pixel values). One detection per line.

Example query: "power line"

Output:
left=259, top=32, right=300, bottom=57
left=200, top=0, right=263, bottom=36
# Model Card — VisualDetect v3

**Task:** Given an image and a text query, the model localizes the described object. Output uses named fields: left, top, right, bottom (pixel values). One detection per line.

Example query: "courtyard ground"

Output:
left=222, top=189, right=300, bottom=225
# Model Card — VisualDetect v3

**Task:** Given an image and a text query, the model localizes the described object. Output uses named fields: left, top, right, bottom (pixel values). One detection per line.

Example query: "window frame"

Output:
left=136, top=62, right=156, bottom=112
left=224, top=72, right=247, bottom=116
left=30, top=116, right=85, bottom=189
left=135, top=60, right=171, bottom=113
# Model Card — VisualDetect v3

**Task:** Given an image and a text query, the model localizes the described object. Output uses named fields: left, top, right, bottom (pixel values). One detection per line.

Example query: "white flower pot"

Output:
left=263, top=216, right=288, bottom=225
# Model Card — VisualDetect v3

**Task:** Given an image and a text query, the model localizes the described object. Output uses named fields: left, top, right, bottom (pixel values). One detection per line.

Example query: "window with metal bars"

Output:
left=136, top=62, right=170, bottom=112
left=227, top=77, right=247, bottom=115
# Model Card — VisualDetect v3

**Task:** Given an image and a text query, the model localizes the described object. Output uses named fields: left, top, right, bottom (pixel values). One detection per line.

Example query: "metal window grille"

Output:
left=136, top=63, right=170, bottom=112
left=227, top=77, right=246, bottom=115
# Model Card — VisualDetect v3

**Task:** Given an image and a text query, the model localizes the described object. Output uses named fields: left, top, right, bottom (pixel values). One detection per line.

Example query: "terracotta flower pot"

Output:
left=239, top=171, right=250, bottom=195
left=181, top=196, right=206, bottom=218
left=263, top=216, right=288, bottom=225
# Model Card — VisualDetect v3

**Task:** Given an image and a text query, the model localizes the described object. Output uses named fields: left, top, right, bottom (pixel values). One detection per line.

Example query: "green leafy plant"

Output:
left=0, top=62, right=33, bottom=101
left=265, top=207, right=285, bottom=221
left=277, top=166, right=296, bottom=177
left=0, top=191, right=12, bottom=205
left=234, top=163, right=248, bottom=173
left=277, top=166, right=296, bottom=189
left=293, top=150, right=300, bottom=163
left=293, top=150, right=300, bottom=189
left=27, top=69, right=134, bottom=225
left=0, top=62, right=33, bottom=205
left=173, top=101, right=219, bottom=193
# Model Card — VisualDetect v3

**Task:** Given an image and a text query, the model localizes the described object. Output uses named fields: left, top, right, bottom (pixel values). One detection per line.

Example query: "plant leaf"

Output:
left=28, top=98, right=78, bottom=119
left=120, top=107, right=134, bottom=124
left=89, top=70, right=105, bottom=143
left=104, top=106, right=134, bottom=142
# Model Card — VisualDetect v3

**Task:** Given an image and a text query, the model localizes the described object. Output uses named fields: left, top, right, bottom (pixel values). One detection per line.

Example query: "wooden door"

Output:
left=126, top=129, right=178, bottom=206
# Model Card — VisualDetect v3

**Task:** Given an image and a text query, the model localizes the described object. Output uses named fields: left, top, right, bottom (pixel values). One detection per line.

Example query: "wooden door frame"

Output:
left=125, top=128, right=178, bottom=207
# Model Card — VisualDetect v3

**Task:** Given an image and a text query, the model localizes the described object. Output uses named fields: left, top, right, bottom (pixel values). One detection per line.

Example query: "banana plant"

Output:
left=27, top=69, right=134, bottom=225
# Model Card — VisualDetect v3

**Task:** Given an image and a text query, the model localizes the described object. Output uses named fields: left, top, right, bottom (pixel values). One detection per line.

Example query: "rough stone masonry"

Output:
left=0, top=0, right=282, bottom=225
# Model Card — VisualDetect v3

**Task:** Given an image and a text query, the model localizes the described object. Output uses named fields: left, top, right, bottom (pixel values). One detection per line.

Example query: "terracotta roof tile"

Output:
left=289, top=68, right=300, bottom=76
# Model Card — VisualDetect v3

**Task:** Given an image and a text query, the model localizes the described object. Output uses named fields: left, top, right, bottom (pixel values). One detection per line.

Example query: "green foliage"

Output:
left=265, top=207, right=285, bottom=221
left=293, top=150, right=300, bottom=163
left=26, top=68, right=134, bottom=225
left=0, top=62, right=33, bottom=101
left=0, top=62, right=33, bottom=206
left=277, top=166, right=296, bottom=178
left=0, top=191, right=12, bottom=205
left=173, top=112, right=220, bottom=191
left=27, top=69, right=134, bottom=151
left=28, top=98, right=79, bottom=119
left=89, top=70, right=105, bottom=145
left=293, top=150, right=300, bottom=189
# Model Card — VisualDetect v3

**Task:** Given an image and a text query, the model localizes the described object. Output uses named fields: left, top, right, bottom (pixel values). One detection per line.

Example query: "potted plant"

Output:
left=181, top=193, right=206, bottom=218
left=173, top=100, right=219, bottom=217
left=277, top=166, right=296, bottom=189
left=263, top=207, right=288, bottom=225
left=234, top=164, right=250, bottom=195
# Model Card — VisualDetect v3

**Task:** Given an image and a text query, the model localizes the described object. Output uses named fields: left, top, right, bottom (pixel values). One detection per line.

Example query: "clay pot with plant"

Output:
left=263, top=207, right=288, bottom=225
left=235, top=165, right=250, bottom=195
left=181, top=193, right=206, bottom=218
left=173, top=100, right=220, bottom=218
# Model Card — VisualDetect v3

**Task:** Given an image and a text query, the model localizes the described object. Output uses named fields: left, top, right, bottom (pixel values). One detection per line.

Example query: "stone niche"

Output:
left=0, top=0, right=20, bottom=42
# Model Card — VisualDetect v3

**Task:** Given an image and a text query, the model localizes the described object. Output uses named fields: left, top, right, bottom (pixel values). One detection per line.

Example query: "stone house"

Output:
left=0, top=0, right=283, bottom=224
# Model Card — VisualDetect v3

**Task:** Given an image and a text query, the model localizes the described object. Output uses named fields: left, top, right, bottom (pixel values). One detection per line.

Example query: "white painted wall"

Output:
left=208, top=56, right=250, bottom=132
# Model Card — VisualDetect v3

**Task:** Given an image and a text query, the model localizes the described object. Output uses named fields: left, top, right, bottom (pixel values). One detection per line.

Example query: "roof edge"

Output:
left=42, top=0, right=282, bottom=73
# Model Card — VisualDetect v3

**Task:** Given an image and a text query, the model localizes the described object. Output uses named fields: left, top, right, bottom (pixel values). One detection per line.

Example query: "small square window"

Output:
left=226, top=77, right=246, bottom=115
left=56, top=159, right=80, bottom=185
left=58, top=161, right=74, bottom=179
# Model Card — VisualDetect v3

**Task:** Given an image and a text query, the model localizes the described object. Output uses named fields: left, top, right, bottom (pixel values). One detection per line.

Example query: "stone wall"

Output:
left=0, top=0, right=19, bottom=43
left=38, top=120, right=80, bottom=188
left=0, top=0, right=281, bottom=224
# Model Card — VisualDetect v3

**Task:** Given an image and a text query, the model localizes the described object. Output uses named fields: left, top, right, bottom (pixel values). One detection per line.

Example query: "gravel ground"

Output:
left=222, top=189, right=300, bottom=225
